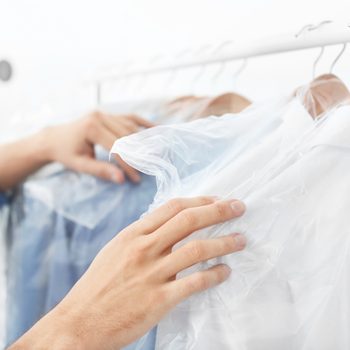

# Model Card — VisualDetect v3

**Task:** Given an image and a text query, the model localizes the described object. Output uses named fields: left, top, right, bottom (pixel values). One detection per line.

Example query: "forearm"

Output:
left=0, top=131, right=52, bottom=191
left=7, top=304, right=85, bottom=350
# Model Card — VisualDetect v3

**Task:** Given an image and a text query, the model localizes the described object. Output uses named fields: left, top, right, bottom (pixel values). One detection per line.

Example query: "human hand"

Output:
left=43, top=111, right=154, bottom=183
left=10, top=197, right=246, bottom=350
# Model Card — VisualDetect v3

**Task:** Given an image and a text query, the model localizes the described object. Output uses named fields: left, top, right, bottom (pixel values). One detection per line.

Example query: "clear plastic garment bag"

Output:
left=5, top=93, right=250, bottom=349
left=112, top=76, right=350, bottom=350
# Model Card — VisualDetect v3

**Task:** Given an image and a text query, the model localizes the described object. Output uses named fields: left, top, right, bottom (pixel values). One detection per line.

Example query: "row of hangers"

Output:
left=96, top=21, right=350, bottom=123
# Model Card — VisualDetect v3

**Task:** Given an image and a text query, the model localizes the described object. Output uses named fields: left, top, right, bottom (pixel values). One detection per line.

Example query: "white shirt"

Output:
left=113, top=96, right=350, bottom=350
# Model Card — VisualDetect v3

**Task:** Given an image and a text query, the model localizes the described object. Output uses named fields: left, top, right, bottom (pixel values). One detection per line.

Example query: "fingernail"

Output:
left=133, top=174, right=141, bottom=183
left=230, top=200, right=246, bottom=215
left=110, top=171, right=124, bottom=184
left=220, top=264, right=232, bottom=279
left=233, top=234, right=247, bottom=249
left=222, top=264, right=232, bottom=274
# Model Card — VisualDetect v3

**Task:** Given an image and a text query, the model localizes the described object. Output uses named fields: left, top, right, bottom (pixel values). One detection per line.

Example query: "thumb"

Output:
left=69, top=156, right=125, bottom=183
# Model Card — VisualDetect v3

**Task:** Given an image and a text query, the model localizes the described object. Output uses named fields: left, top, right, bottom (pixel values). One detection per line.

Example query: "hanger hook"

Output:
left=295, top=20, right=333, bottom=38
left=95, top=59, right=134, bottom=105
left=309, top=20, right=333, bottom=32
left=295, top=23, right=314, bottom=38
left=211, top=40, right=235, bottom=55
left=330, top=43, right=347, bottom=73
left=233, top=58, right=248, bottom=80
left=95, top=82, right=102, bottom=106
left=163, top=48, right=194, bottom=91
left=209, top=40, right=235, bottom=85
left=190, top=64, right=206, bottom=92
left=134, top=72, right=149, bottom=95
left=312, top=46, right=324, bottom=79
left=231, top=58, right=248, bottom=90
left=212, top=62, right=226, bottom=84
left=189, top=44, right=213, bottom=93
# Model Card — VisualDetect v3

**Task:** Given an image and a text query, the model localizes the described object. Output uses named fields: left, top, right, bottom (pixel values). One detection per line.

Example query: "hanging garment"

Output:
left=112, top=85, right=350, bottom=349
left=5, top=94, right=251, bottom=348
left=113, top=97, right=287, bottom=207
left=4, top=105, right=160, bottom=347
left=6, top=173, right=157, bottom=347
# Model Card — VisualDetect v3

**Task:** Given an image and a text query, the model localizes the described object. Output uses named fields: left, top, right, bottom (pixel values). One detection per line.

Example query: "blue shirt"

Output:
left=6, top=171, right=157, bottom=349
left=0, top=193, right=7, bottom=207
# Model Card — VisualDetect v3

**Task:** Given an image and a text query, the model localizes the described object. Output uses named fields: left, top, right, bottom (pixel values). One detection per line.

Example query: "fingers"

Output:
left=128, top=196, right=217, bottom=235
left=85, top=112, right=154, bottom=183
left=99, top=113, right=154, bottom=137
left=157, top=233, right=246, bottom=278
left=88, top=122, right=116, bottom=151
left=69, top=156, right=125, bottom=183
left=114, top=154, right=141, bottom=183
left=86, top=118, right=142, bottom=183
left=101, top=115, right=138, bottom=137
left=154, top=199, right=246, bottom=251
left=87, top=113, right=153, bottom=147
left=115, top=117, right=142, bottom=134
left=128, top=115, right=155, bottom=128
left=167, top=264, right=232, bottom=305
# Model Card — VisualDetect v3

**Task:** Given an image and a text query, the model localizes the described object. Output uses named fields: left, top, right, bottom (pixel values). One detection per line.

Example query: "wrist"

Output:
left=32, top=128, right=56, bottom=164
left=8, top=305, right=85, bottom=350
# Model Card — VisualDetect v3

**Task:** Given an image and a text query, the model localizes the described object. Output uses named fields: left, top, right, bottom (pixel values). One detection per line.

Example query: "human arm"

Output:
left=0, top=111, right=153, bottom=191
left=8, top=196, right=246, bottom=350
left=0, top=131, right=50, bottom=191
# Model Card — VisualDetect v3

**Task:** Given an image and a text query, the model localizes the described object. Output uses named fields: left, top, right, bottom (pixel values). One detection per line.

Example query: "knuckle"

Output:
left=96, top=167, right=109, bottom=179
left=132, top=217, right=153, bottom=235
left=128, top=114, right=139, bottom=121
left=126, top=240, right=151, bottom=266
left=126, top=250, right=143, bottom=266
left=216, top=266, right=229, bottom=281
left=222, top=237, right=235, bottom=252
left=180, top=209, right=198, bottom=228
left=214, top=201, right=231, bottom=219
left=85, top=118, right=99, bottom=137
left=129, top=124, right=139, bottom=133
left=185, top=241, right=205, bottom=262
left=166, top=198, right=185, bottom=213
left=188, top=274, right=209, bottom=292
left=198, top=196, right=216, bottom=206
left=133, top=237, right=154, bottom=257
left=91, top=110, right=103, bottom=120
left=70, top=157, right=84, bottom=172
left=124, top=116, right=133, bottom=123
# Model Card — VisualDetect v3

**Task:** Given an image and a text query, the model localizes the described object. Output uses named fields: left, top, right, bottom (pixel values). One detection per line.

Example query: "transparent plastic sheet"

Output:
left=4, top=99, right=207, bottom=348
left=6, top=96, right=258, bottom=347
left=5, top=102, right=221, bottom=345
left=20, top=100, right=202, bottom=229
left=17, top=94, right=248, bottom=229
left=112, top=81, right=350, bottom=349
left=113, top=98, right=288, bottom=208
left=4, top=101, right=166, bottom=347
left=23, top=149, right=146, bottom=230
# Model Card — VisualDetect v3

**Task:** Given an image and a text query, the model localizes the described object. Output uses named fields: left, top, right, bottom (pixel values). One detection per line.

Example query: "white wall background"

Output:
left=0, top=0, right=350, bottom=127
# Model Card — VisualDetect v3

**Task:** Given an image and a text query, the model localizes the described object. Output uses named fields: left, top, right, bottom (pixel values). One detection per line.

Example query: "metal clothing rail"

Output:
left=95, top=21, right=350, bottom=83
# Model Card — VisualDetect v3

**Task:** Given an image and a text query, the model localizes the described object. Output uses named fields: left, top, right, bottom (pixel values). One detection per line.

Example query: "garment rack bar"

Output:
left=95, top=21, right=350, bottom=83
